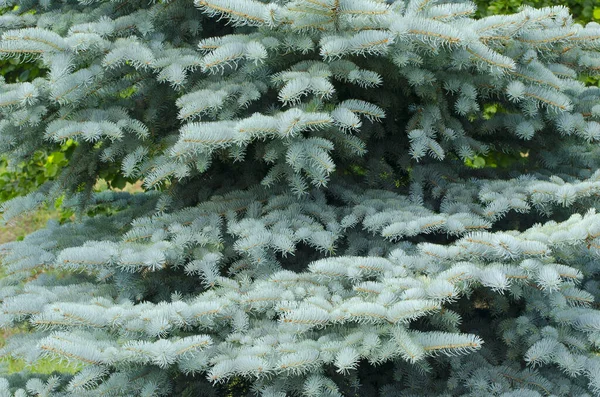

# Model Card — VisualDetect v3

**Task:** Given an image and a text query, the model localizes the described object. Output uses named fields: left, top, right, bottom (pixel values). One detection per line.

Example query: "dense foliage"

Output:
left=0, top=1, right=597, bottom=201
left=475, top=0, right=598, bottom=22
left=1, top=0, right=600, bottom=396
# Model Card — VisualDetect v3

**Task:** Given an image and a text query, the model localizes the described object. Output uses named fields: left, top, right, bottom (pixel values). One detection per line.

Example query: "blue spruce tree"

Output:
left=1, top=0, right=600, bottom=395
